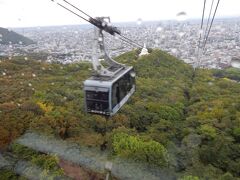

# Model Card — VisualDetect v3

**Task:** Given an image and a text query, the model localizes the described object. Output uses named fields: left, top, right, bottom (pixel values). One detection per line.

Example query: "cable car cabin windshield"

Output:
left=86, top=90, right=109, bottom=113
left=84, top=67, right=135, bottom=116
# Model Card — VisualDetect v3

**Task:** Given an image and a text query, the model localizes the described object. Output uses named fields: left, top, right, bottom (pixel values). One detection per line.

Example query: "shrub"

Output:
left=21, top=101, right=44, bottom=115
left=233, top=127, right=240, bottom=142
left=220, top=172, right=235, bottom=180
left=112, top=132, right=169, bottom=167
left=178, top=175, right=200, bottom=180
left=199, top=124, right=217, bottom=140
left=146, top=103, right=182, bottom=121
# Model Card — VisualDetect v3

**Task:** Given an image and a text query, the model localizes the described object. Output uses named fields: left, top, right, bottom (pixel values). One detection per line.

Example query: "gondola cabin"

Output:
left=84, top=66, right=135, bottom=116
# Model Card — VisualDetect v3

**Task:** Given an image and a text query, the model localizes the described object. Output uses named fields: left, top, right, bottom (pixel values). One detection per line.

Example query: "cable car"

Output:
left=52, top=0, right=141, bottom=116
left=84, top=66, right=135, bottom=116
left=82, top=17, right=138, bottom=116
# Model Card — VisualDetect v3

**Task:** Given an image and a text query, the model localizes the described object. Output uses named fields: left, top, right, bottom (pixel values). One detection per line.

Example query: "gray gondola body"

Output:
left=84, top=66, right=135, bottom=116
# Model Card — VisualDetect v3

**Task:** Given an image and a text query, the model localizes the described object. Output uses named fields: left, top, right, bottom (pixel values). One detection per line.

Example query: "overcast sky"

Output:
left=0, top=0, right=239, bottom=28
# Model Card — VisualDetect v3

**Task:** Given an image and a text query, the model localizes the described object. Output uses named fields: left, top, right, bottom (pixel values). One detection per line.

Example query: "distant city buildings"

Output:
left=1, top=18, right=240, bottom=69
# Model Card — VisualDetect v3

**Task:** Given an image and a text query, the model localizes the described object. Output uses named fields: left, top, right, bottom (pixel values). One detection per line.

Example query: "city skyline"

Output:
left=1, top=18, right=240, bottom=69
left=0, top=0, right=240, bottom=28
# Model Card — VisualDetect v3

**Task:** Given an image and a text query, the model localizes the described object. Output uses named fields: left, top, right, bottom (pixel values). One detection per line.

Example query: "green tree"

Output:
left=112, top=132, right=169, bottom=167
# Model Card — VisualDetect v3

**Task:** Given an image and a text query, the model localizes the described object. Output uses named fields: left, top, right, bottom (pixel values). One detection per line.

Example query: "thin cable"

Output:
left=197, top=0, right=206, bottom=52
left=196, top=0, right=207, bottom=66
left=119, top=34, right=142, bottom=48
left=118, top=37, right=139, bottom=48
left=202, top=0, right=221, bottom=53
left=56, top=2, right=91, bottom=23
left=200, top=0, right=207, bottom=30
left=61, top=0, right=142, bottom=48
left=53, top=0, right=142, bottom=48
left=203, top=0, right=215, bottom=42
left=62, top=0, right=92, bottom=19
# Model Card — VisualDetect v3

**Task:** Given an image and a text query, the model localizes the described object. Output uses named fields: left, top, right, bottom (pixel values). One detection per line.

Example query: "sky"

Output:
left=0, top=0, right=239, bottom=28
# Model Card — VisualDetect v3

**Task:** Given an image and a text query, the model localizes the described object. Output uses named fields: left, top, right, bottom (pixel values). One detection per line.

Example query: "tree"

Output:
left=233, top=127, right=240, bottom=142
left=112, top=132, right=169, bottom=167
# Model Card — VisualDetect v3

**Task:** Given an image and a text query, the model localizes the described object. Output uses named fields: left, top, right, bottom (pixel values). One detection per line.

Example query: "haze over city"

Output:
left=0, top=0, right=240, bottom=27
left=1, top=0, right=240, bottom=69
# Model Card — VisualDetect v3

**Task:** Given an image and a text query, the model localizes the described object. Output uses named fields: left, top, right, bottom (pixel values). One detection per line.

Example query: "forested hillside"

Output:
left=0, top=27, right=34, bottom=45
left=0, top=50, right=240, bottom=179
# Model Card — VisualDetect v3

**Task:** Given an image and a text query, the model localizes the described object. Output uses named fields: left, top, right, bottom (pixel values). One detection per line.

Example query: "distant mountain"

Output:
left=0, top=27, right=35, bottom=45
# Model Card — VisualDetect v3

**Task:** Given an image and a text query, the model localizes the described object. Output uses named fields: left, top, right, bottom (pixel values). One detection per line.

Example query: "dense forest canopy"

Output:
left=0, top=49, right=240, bottom=179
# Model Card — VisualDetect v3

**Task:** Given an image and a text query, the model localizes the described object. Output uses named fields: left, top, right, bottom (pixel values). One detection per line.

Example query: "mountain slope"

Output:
left=0, top=50, right=240, bottom=179
left=0, top=27, right=34, bottom=45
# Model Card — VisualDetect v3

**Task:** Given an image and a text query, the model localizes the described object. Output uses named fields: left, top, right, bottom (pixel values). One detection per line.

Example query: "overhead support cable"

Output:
left=200, top=0, right=207, bottom=30
left=55, top=1, right=91, bottom=23
left=63, top=0, right=92, bottom=19
left=118, top=36, right=140, bottom=48
left=203, top=0, right=215, bottom=42
left=119, top=34, right=142, bottom=48
left=196, top=0, right=207, bottom=67
left=202, top=0, right=221, bottom=53
left=51, top=0, right=143, bottom=49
